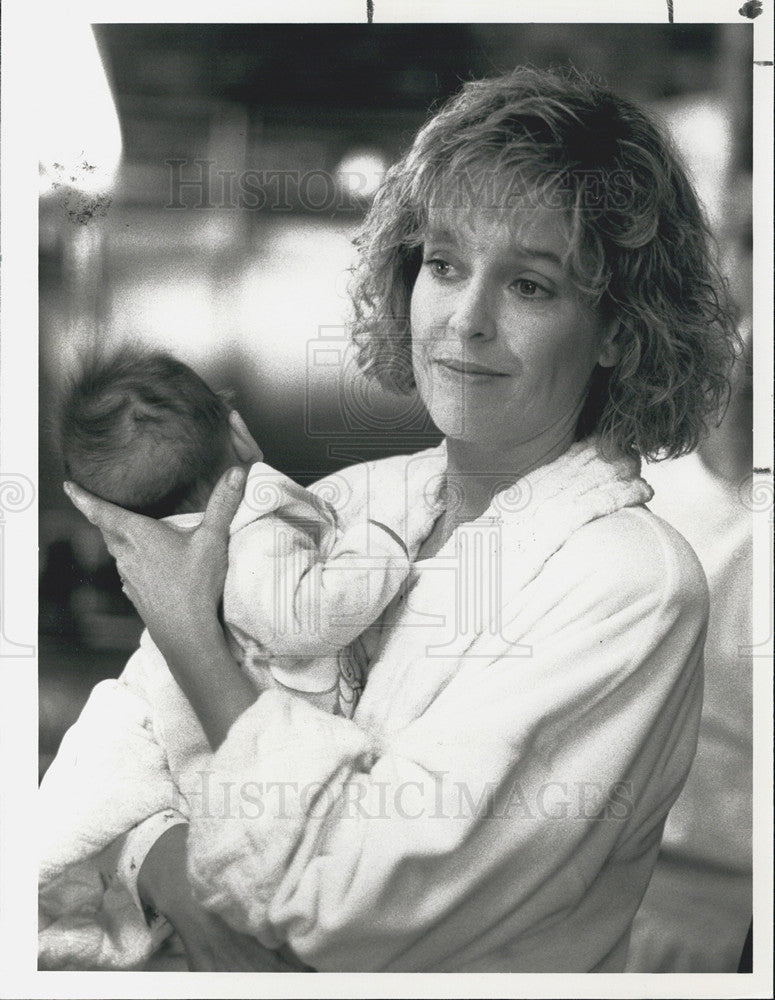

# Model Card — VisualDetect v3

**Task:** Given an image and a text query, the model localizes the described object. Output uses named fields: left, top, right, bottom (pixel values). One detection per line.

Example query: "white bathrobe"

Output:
left=39, top=440, right=708, bottom=972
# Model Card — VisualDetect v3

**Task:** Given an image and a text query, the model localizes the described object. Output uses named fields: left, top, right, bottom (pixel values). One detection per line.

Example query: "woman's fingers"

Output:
left=200, top=466, right=247, bottom=536
left=63, top=481, right=148, bottom=542
left=229, top=410, right=264, bottom=463
left=62, top=468, right=244, bottom=655
left=170, top=893, right=302, bottom=971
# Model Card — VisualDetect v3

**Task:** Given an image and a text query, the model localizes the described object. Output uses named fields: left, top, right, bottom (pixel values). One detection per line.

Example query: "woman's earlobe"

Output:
left=597, top=325, right=621, bottom=369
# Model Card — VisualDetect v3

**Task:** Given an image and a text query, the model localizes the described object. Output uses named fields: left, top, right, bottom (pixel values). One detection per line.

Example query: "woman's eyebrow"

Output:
left=422, top=225, right=458, bottom=245
left=422, top=226, right=565, bottom=269
left=512, top=245, right=564, bottom=268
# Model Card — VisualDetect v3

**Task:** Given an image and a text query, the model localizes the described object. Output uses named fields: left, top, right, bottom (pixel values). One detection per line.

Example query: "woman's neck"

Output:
left=416, top=429, right=577, bottom=562
left=443, top=428, right=575, bottom=523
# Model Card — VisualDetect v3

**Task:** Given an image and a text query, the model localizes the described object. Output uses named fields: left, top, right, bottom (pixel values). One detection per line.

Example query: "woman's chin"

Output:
left=430, top=414, right=515, bottom=448
left=420, top=402, right=482, bottom=441
left=419, top=389, right=503, bottom=442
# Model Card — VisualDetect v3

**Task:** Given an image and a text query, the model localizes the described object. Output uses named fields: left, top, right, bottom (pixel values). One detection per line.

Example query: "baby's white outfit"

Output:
left=196, top=460, right=409, bottom=715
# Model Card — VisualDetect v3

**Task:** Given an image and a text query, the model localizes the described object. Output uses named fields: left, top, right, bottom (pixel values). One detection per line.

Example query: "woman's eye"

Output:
left=425, top=258, right=451, bottom=277
left=514, top=278, right=549, bottom=298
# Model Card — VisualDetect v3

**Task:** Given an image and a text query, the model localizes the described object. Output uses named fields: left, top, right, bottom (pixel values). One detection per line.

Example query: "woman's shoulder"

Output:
left=549, top=504, right=709, bottom=617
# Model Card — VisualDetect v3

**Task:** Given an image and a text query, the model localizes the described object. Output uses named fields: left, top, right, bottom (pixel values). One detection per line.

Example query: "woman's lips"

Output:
left=433, top=358, right=510, bottom=379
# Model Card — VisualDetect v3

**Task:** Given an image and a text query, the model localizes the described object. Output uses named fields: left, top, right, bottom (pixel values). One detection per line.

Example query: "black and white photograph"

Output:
left=0, top=1, right=772, bottom=995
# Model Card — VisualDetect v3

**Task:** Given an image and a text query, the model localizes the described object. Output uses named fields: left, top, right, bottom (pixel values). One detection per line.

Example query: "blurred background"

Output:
left=38, top=20, right=755, bottom=974
left=39, top=13, right=753, bottom=852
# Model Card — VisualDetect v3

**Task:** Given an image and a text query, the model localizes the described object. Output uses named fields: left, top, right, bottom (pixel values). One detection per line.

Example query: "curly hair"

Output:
left=349, top=66, right=739, bottom=460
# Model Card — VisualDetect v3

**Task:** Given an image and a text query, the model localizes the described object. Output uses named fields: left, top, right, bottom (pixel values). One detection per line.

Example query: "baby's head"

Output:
left=60, top=348, right=240, bottom=518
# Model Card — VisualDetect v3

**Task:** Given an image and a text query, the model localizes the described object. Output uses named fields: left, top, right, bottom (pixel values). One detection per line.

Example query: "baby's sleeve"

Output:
left=224, top=514, right=410, bottom=659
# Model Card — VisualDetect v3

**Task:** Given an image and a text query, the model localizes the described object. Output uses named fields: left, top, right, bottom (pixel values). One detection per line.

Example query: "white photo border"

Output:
left=1, top=1, right=772, bottom=996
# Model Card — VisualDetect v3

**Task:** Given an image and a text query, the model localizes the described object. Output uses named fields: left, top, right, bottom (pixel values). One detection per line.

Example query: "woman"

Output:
left=58, top=66, right=737, bottom=972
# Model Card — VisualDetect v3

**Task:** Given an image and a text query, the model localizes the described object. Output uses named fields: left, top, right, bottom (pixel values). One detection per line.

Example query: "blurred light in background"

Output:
left=335, top=148, right=389, bottom=202
left=235, top=218, right=358, bottom=388
left=38, top=24, right=122, bottom=196
left=661, top=97, right=733, bottom=231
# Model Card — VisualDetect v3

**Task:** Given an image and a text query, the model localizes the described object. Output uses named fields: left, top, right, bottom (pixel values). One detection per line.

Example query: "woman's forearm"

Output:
left=161, top=626, right=259, bottom=750
left=136, top=822, right=313, bottom=971
left=136, top=821, right=190, bottom=915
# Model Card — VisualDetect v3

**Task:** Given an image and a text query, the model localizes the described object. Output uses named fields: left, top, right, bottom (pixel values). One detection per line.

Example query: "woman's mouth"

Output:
left=433, top=358, right=510, bottom=380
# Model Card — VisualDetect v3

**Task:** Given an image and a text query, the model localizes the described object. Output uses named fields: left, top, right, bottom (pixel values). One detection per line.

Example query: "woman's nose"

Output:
left=448, top=280, right=496, bottom=342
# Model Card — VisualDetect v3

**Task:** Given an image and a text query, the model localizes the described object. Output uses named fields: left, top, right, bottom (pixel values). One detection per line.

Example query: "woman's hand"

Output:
left=138, top=824, right=311, bottom=972
left=63, top=466, right=247, bottom=661
left=175, top=902, right=312, bottom=972
left=65, top=465, right=260, bottom=748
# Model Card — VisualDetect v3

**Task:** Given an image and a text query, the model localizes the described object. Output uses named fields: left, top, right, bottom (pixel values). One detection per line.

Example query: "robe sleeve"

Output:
left=38, top=646, right=187, bottom=970
left=38, top=647, right=185, bottom=882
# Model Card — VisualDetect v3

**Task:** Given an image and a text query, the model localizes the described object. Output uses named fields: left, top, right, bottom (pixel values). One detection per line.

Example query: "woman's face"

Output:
left=410, top=205, right=617, bottom=452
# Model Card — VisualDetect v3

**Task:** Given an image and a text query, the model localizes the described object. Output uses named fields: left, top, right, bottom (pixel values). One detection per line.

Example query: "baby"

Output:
left=59, top=346, right=411, bottom=714
left=40, top=347, right=410, bottom=969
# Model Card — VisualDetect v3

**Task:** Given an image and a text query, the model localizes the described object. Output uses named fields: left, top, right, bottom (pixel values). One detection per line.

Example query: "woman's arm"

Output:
left=161, top=624, right=259, bottom=750
left=136, top=823, right=311, bottom=971
left=57, top=462, right=319, bottom=971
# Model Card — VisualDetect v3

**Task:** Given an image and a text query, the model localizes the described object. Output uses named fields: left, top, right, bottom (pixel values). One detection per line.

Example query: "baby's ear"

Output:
left=228, top=410, right=263, bottom=463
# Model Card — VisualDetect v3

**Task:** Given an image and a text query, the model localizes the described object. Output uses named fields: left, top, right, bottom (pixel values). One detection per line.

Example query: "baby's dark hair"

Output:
left=60, top=348, right=234, bottom=518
